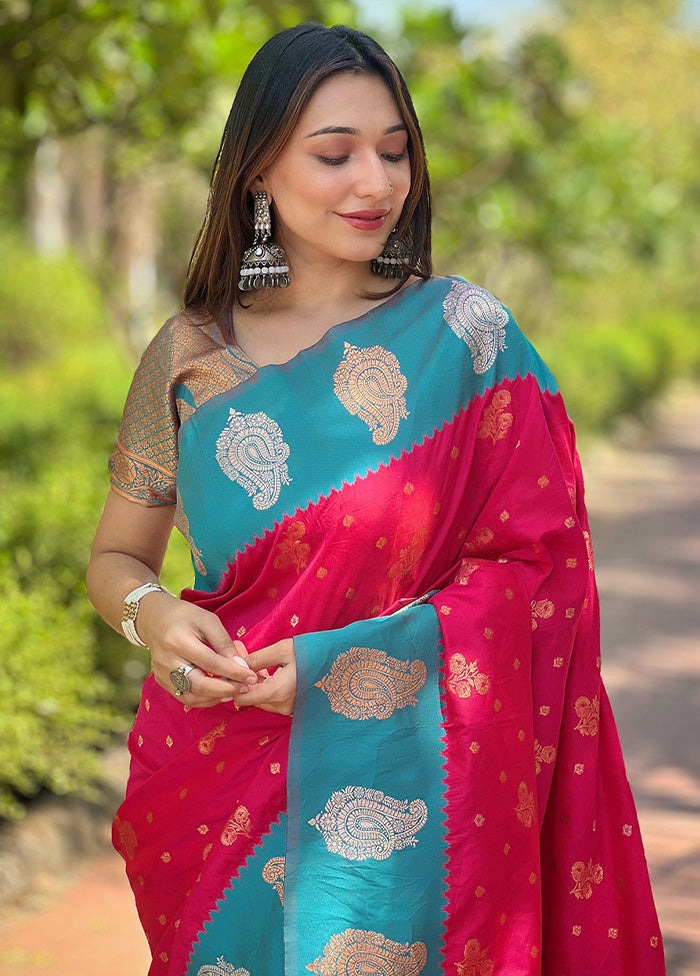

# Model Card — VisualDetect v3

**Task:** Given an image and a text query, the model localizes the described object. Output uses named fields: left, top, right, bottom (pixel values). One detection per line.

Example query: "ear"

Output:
left=249, top=174, right=268, bottom=200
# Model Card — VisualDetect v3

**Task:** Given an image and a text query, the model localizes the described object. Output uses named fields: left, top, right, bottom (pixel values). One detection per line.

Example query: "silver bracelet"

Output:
left=121, top=582, right=170, bottom=646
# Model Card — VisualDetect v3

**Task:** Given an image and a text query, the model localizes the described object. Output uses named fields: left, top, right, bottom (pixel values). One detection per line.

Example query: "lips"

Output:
left=335, top=209, right=389, bottom=231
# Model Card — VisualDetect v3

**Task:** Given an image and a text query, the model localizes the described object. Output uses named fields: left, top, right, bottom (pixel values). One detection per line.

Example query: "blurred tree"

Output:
left=551, top=0, right=700, bottom=297
left=0, top=0, right=356, bottom=344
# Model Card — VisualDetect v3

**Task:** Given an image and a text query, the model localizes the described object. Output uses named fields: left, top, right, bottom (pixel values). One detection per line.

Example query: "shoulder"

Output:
left=136, top=307, right=225, bottom=372
left=430, top=275, right=558, bottom=391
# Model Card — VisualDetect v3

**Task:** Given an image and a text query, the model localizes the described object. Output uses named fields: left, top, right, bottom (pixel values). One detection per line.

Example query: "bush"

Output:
left=0, top=241, right=195, bottom=819
left=539, top=305, right=700, bottom=432
left=0, top=572, right=117, bottom=820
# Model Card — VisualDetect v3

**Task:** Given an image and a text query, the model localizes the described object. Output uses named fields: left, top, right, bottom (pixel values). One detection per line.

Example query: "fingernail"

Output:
left=221, top=697, right=234, bottom=703
left=233, top=655, right=251, bottom=669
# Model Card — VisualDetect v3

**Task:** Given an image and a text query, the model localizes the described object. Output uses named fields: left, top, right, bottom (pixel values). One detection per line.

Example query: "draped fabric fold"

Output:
left=112, top=277, right=664, bottom=975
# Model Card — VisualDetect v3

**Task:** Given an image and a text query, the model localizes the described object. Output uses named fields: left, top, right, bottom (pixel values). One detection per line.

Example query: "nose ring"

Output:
left=387, top=180, right=394, bottom=196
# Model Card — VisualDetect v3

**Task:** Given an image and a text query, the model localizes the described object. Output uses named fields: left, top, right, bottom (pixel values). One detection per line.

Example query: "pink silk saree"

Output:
left=111, top=277, right=664, bottom=975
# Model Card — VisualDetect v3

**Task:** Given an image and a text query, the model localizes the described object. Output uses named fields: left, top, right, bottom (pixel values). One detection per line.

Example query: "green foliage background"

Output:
left=1, top=0, right=698, bottom=817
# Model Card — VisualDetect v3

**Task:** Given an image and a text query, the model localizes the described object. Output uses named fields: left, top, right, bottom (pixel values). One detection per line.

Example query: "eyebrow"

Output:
left=304, top=124, right=407, bottom=138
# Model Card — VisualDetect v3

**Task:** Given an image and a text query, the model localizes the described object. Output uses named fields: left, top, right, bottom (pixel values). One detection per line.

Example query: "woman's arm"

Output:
left=87, top=490, right=258, bottom=707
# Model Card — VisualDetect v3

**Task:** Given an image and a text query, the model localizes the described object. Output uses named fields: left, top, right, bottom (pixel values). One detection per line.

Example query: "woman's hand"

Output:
left=137, top=591, right=260, bottom=708
left=233, top=638, right=297, bottom=716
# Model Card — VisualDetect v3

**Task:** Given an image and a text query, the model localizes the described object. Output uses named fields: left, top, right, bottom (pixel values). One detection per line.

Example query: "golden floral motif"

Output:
left=574, top=695, right=600, bottom=736
left=531, top=598, right=555, bottom=630
left=215, top=408, right=291, bottom=511
left=333, top=342, right=409, bottom=446
left=198, top=722, right=226, bottom=755
left=442, top=280, right=508, bottom=375
left=455, top=937, right=495, bottom=976
left=196, top=958, right=251, bottom=976
left=273, top=520, right=311, bottom=573
left=515, top=782, right=536, bottom=827
left=570, top=858, right=604, bottom=900
left=447, top=654, right=490, bottom=699
left=220, top=805, right=251, bottom=846
left=534, top=739, right=557, bottom=774
left=477, top=389, right=513, bottom=444
left=305, top=928, right=427, bottom=975
left=114, top=815, right=138, bottom=861
left=315, top=646, right=426, bottom=721
left=262, top=856, right=285, bottom=904
left=455, top=558, right=480, bottom=586
left=308, top=785, right=428, bottom=861
left=463, top=527, right=495, bottom=554
left=388, top=526, right=428, bottom=579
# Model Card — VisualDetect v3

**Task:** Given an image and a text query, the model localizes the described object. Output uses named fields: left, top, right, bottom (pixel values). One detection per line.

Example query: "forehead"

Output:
left=297, top=72, right=404, bottom=134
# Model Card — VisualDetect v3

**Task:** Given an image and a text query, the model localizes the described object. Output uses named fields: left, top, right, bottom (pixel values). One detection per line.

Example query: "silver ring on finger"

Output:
left=169, top=663, right=197, bottom=697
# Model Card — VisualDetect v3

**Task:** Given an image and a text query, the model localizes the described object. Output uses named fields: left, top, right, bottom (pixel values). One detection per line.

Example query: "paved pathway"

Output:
left=0, top=389, right=698, bottom=975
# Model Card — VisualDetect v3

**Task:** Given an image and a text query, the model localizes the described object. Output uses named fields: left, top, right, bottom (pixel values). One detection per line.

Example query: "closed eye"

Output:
left=316, top=155, right=349, bottom=166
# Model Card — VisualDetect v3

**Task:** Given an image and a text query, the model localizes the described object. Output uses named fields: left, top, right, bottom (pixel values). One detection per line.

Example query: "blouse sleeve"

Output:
left=109, top=321, right=179, bottom=506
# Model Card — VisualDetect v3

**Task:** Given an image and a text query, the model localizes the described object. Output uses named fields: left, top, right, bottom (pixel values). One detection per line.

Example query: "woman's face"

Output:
left=260, top=72, right=412, bottom=270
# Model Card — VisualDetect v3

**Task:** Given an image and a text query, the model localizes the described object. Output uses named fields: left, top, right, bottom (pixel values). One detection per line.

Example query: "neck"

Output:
left=249, top=251, right=379, bottom=316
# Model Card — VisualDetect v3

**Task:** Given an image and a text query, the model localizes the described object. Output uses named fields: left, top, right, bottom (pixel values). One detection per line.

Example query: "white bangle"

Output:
left=121, top=582, right=171, bottom=646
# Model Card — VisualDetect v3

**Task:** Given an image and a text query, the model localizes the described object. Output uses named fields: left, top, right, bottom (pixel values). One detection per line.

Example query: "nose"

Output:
left=355, top=150, right=391, bottom=199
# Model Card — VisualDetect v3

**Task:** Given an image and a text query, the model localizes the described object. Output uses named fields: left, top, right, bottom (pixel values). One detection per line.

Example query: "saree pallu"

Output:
left=113, top=277, right=664, bottom=975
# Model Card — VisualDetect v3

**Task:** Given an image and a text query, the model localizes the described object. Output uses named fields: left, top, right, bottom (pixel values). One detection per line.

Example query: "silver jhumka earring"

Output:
left=238, top=191, right=290, bottom=290
left=371, top=228, right=412, bottom=278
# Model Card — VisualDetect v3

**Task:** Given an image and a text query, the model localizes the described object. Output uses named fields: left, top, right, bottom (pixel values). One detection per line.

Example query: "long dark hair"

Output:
left=184, top=22, right=432, bottom=316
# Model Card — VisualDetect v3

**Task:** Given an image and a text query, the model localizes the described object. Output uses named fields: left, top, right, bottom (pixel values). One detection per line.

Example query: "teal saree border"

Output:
left=287, top=604, right=447, bottom=974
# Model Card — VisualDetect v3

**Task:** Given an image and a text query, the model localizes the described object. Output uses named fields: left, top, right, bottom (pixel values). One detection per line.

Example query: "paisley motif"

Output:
left=306, top=928, right=427, bottom=975
left=308, top=785, right=428, bottom=861
left=333, top=343, right=408, bottom=445
left=262, top=855, right=285, bottom=904
left=215, top=409, right=291, bottom=510
left=315, top=646, right=427, bottom=720
left=442, top=280, right=508, bottom=374
left=196, top=959, right=250, bottom=976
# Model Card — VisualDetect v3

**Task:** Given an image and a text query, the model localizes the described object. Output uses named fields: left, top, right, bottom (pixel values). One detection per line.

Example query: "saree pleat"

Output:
left=112, top=276, right=664, bottom=975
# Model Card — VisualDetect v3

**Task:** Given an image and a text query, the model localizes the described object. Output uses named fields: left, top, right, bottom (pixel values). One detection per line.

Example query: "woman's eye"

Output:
left=317, top=156, right=349, bottom=166
left=382, top=152, right=408, bottom=163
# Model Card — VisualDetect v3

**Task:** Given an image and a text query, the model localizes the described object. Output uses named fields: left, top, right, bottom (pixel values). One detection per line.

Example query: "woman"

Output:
left=87, top=22, right=665, bottom=976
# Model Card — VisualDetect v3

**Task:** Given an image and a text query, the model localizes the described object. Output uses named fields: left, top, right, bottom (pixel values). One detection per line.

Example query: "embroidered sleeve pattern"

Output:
left=109, top=321, right=179, bottom=506
left=109, top=313, right=257, bottom=506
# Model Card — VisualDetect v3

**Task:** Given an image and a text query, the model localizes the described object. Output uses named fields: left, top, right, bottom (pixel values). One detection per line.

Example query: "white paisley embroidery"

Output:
left=308, top=785, right=428, bottom=861
left=215, top=409, right=291, bottom=510
left=443, top=280, right=508, bottom=374
left=196, top=958, right=250, bottom=976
